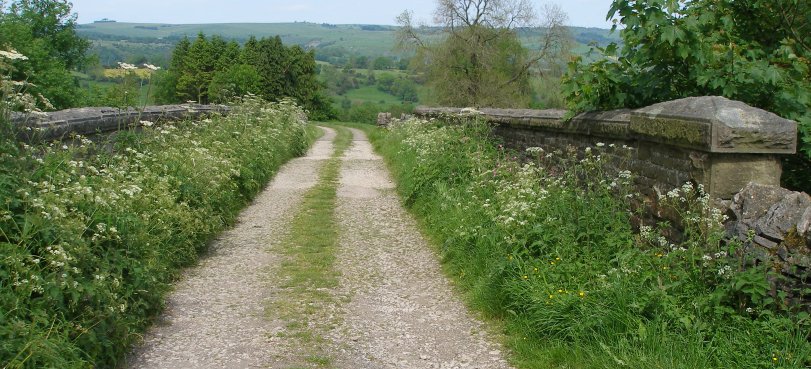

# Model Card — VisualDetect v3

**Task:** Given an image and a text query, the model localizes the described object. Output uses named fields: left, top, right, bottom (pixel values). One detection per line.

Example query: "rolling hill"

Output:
left=77, top=21, right=619, bottom=65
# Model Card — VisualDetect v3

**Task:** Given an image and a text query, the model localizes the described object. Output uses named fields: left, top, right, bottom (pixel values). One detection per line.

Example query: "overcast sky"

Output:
left=70, top=0, right=615, bottom=28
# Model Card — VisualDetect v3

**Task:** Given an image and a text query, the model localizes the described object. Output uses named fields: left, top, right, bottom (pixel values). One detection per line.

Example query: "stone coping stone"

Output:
left=415, top=106, right=631, bottom=138
left=12, top=104, right=229, bottom=141
left=415, top=96, right=797, bottom=155
left=631, top=96, right=796, bottom=153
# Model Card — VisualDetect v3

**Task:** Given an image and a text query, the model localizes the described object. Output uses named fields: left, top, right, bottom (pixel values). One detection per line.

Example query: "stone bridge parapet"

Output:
left=415, top=96, right=797, bottom=201
left=415, top=97, right=809, bottom=293
left=12, top=104, right=230, bottom=141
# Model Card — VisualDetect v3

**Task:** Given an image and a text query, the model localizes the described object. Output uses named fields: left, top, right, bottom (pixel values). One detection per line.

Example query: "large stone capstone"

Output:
left=631, top=96, right=797, bottom=153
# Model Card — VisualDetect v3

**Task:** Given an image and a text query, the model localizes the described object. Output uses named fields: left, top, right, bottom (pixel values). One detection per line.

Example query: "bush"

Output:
left=373, top=117, right=811, bottom=368
left=0, top=97, right=312, bottom=368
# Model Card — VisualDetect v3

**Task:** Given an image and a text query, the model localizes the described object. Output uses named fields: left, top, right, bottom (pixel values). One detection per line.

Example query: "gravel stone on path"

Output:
left=126, top=126, right=514, bottom=369
left=125, top=128, right=336, bottom=369
left=327, top=128, right=514, bottom=369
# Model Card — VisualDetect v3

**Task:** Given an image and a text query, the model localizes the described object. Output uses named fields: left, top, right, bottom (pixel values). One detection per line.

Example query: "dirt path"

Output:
left=326, top=128, right=512, bottom=369
left=126, top=126, right=512, bottom=369
left=125, top=128, right=336, bottom=369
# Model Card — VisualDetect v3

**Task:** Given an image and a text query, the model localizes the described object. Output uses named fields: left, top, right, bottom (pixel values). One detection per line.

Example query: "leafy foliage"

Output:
left=397, top=0, right=571, bottom=108
left=563, top=0, right=811, bottom=158
left=157, top=33, right=334, bottom=119
left=0, top=0, right=90, bottom=109
left=0, top=97, right=312, bottom=368
left=375, top=72, right=418, bottom=103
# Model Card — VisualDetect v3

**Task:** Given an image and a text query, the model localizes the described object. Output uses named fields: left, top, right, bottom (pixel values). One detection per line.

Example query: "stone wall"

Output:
left=12, top=104, right=229, bottom=141
left=415, top=96, right=796, bottom=202
left=415, top=96, right=809, bottom=302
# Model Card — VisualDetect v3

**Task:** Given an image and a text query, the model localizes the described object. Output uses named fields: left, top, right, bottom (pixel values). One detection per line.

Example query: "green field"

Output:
left=78, top=22, right=404, bottom=57
left=77, top=21, right=619, bottom=60
left=343, top=86, right=402, bottom=105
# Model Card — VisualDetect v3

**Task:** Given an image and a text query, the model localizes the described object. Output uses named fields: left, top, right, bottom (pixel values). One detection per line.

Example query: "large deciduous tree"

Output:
left=397, top=0, right=570, bottom=108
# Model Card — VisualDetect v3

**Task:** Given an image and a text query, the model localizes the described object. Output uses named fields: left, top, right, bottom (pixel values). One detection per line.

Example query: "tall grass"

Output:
left=371, top=116, right=811, bottom=369
left=0, top=97, right=314, bottom=368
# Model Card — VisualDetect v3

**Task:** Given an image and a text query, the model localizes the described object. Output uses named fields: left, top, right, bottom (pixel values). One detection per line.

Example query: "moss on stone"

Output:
left=632, top=118, right=708, bottom=147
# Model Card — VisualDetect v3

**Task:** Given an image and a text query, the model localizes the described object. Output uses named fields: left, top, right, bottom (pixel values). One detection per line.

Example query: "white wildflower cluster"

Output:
left=639, top=225, right=678, bottom=250
left=1, top=48, right=56, bottom=116
left=117, top=62, right=137, bottom=70
left=44, top=243, right=74, bottom=270
left=142, top=63, right=160, bottom=71
left=640, top=181, right=737, bottom=281
left=657, top=182, right=728, bottom=244
left=4, top=98, right=309, bottom=319
left=488, top=163, right=549, bottom=232
left=717, top=265, right=733, bottom=279
left=0, top=48, right=28, bottom=61
left=460, top=107, right=482, bottom=115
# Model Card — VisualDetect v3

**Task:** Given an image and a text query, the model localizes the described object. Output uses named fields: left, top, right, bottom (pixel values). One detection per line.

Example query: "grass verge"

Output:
left=369, top=117, right=811, bottom=369
left=267, top=125, right=352, bottom=367
left=0, top=98, right=315, bottom=368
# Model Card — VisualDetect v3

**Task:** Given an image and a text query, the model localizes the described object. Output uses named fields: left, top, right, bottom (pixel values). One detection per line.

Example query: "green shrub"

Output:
left=374, top=117, right=811, bottom=368
left=0, top=97, right=312, bottom=368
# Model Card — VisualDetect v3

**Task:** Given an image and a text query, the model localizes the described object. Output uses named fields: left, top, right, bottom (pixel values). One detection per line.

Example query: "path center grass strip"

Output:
left=267, top=126, right=352, bottom=367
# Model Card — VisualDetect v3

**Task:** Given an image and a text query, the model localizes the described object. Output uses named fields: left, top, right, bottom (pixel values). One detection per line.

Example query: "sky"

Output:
left=70, top=0, right=615, bottom=28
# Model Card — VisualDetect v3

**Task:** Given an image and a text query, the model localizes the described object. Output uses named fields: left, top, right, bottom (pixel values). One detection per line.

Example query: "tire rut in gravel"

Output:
left=125, top=127, right=336, bottom=369
left=326, top=128, right=514, bottom=369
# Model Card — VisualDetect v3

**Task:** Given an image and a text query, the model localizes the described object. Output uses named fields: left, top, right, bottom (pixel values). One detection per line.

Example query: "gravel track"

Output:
left=326, top=128, right=513, bottom=369
left=125, top=128, right=335, bottom=369
left=125, top=126, right=513, bottom=369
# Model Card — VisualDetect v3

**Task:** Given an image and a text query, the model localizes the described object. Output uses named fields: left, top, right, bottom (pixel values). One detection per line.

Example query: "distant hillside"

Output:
left=77, top=21, right=618, bottom=58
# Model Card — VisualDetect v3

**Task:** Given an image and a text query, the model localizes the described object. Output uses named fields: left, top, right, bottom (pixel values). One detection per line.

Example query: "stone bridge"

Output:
left=13, top=98, right=810, bottom=299
left=413, top=96, right=810, bottom=294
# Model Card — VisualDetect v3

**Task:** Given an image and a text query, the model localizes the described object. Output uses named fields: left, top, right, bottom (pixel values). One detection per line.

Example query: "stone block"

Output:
left=757, top=192, right=811, bottom=240
left=709, top=155, right=782, bottom=199
left=631, top=96, right=797, bottom=153
left=731, top=182, right=793, bottom=223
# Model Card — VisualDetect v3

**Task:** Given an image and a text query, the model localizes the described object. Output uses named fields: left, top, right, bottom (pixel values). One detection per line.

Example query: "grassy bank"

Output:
left=370, top=117, right=811, bottom=368
left=0, top=98, right=315, bottom=368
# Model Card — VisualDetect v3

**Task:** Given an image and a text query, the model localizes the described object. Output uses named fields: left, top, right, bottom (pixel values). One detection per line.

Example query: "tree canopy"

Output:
left=0, top=0, right=90, bottom=109
left=563, top=0, right=811, bottom=157
left=157, top=34, right=334, bottom=119
left=397, top=0, right=570, bottom=108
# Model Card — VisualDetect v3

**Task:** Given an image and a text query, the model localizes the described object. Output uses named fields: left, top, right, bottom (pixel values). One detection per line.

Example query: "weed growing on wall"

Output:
left=373, top=117, right=811, bottom=369
left=0, top=92, right=312, bottom=367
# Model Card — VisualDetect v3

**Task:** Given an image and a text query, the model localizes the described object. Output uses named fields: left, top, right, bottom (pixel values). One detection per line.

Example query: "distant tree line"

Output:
left=154, top=33, right=334, bottom=119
